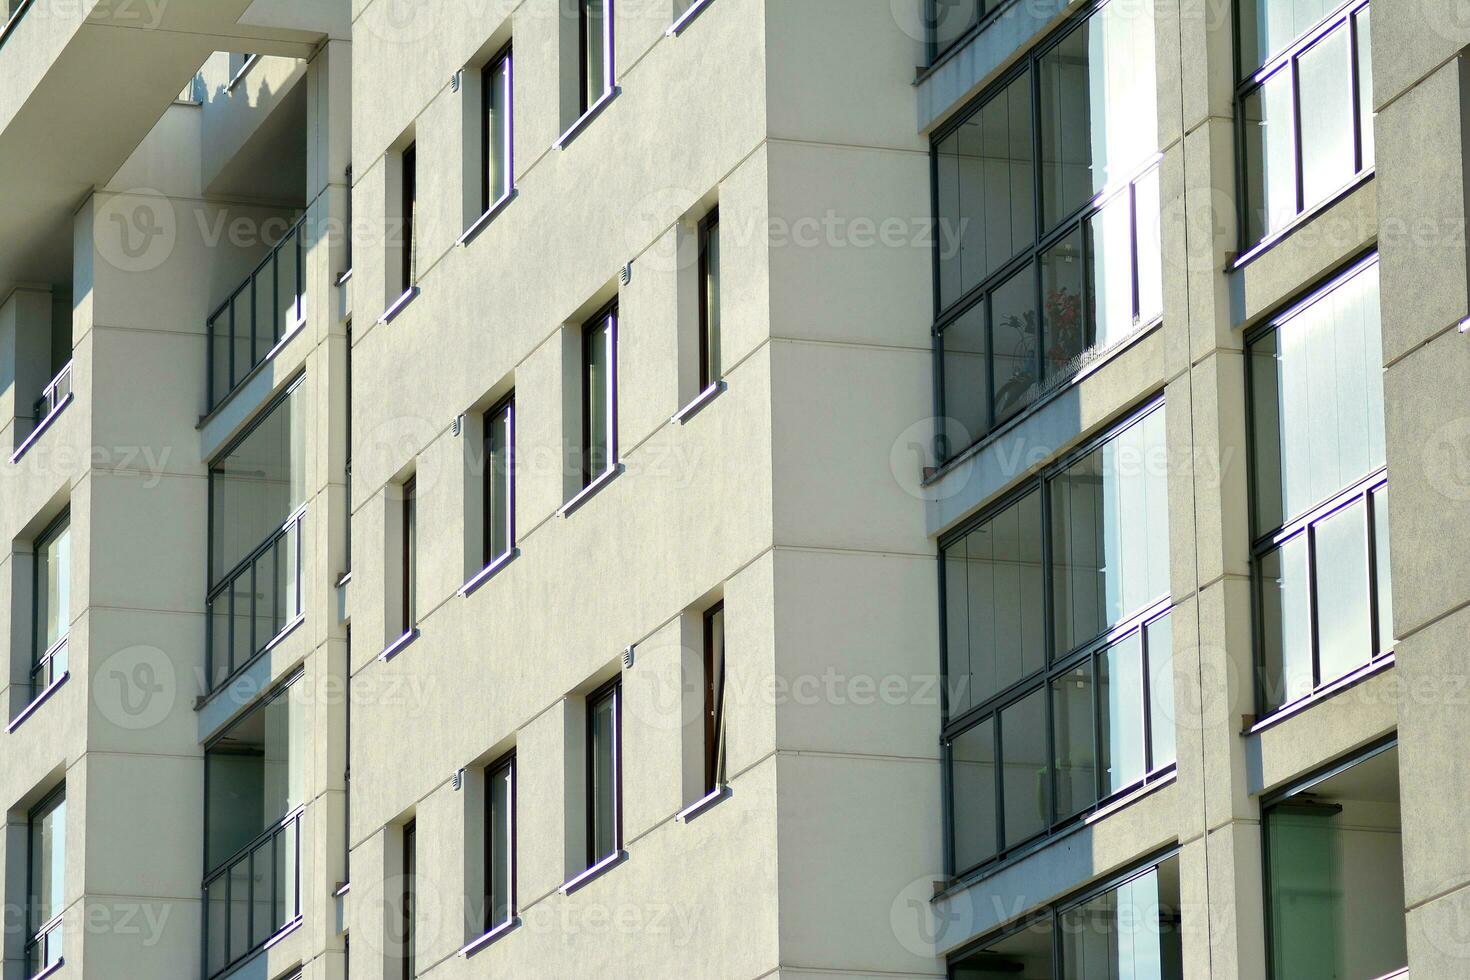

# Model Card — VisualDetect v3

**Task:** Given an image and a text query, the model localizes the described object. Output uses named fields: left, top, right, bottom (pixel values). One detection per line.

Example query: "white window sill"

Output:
left=559, top=849, right=626, bottom=895
left=675, top=784, right=729, bottom=824
left=458, top=916, right=520, bottom=958
left=671, top=380, right=726, bottom=425
left=555, top=87, right=620, bottom=150
left=558, top=463, right=624, bottom=518
left=378, top=627, right=420, bottom=663
left=457, top=189, right=518, bottom=248
left=11, top=393, right=73, bottom=464
left=459, top=548, right=520, bottom=597
left=667, top=0, right=716, bottom=35
left=378, top=286, right=420, bottom=325
left=6, top=670, right=70, bottom=734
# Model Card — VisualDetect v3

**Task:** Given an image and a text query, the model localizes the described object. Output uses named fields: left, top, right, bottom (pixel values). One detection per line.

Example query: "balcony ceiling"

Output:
left=0, top=0, right=332, bottom=300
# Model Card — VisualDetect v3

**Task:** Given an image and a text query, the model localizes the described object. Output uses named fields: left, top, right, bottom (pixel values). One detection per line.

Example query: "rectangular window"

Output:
left=1239, top=0, right=1373, bottom=248
left=207, top=379, right=307, bottom=690
left=484, top=396, right=515, bottom=566
left=1248, top=256, right=1388, bottom=715
left=924, top=0, right=986, bottom=65
left=202, top=675, right=304, bottom=978
left=402, top=821, right=416, bottom=980
left=586, top=679, right=621, bottom=868
left=401, top=477, right=417, bottom=635
left=26, top=785, right=65, bottom=978
left=579, top=0, right=612, bottom=114
left=943, top=402, right=1173, bottom=875
left=698, top=209, right=722, bottom=390
left=485, top=754, right=515, bottom=931
left=401, top=143, right=418, bottom=291
left=703, top=603, right=727, bottom=794
left=949, top=855, right=1183, bottom=978
left=1263, top=743, right=1404, bottom=979
left=483, top=46, right=513, bottom=212
left=933, top=0, right=1162, bottom=460
left=582, top=304, right=618, bottom=487
left=32, top=511, right=70, bottom=696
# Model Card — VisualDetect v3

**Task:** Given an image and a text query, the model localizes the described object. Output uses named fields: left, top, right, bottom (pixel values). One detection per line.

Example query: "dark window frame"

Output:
left=940, top=398, right=1175, bottom=880
left=698, top=208, right=721, bottom=391
left=402, top=820, right=416, bottom=980
left=484, top=752, right=517, bottom=932
left=483, top=393, right=516, bottom=568
left=585, top=677, right=623, bottom=868
left=930, top=0, right=1163, bottom=463
left=580, top=302, right=619, bottom=488
left=703, top=602, right=727, bottom=794
left=481, top=43, right=515, bottom=215
left=30, top=508, right=70, bottom=698
left=401, top=143, right=418, bottom=293
left=1234, top=0, right=1374, bottom=253
left=25, top=782, right=65, bottom=977
left=577, top=0, right=613, bottom=115
left=923, top=0, right=1002, bottom=68
left=401, top=476, right=417, bottom=636
left=1243, top=252, right=1390, bottom=718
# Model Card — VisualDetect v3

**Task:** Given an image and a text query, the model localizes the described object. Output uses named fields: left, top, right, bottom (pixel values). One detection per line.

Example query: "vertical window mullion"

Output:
left=1306, top=521, right=1322, bottom=690
left=1290, top=54, right=1305, bottom=216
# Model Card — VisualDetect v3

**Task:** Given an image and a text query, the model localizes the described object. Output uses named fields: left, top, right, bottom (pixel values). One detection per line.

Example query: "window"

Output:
left=203, top=676, right=304, bottom=978
left=586, top=679, right=622, bottom=868
left=1238, top=0, right=1373, bottom=248
left=484, top=396, right=515, bottom=566
left=401, top=477, right=417, bottom=636
left=578, top=0, right=613, bottom=114
left=949, top=856, right=1183, bottom=978
left=943, top=403, right=1173, bottom=876
left=26, top=785, right=65, bottom=978
left=31, top=511, right=70, bottom=697
left=483, top=46, right=514, bottom=212
left=401, top=143, right=418, bottom=293
left=207, top=379, right=307, bottom=690
left=924, top=0, right=987, bottom=65
left=402, top=821, right=417, bottom=980
left=1263, top=743, right=1404, bottom=979
left=581, top=304, right=618, bottom=488
left=698, top=209, right=722, bottom=391
left=485, top=754, right=516, bottom=931
left=1248, top=256, right=1388, bottom=715
left=703, top=603, right=727, bottom=795
left=933, top=0, right=1162, bottom=461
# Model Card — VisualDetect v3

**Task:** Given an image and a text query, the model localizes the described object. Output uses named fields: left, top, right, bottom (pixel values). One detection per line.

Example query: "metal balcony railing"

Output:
left=25, top=910, right=62, bottom=978
left=206, top=508, right=304, bottom=692
left=30, top=635, right=67, bottom=699
left=0, top=0, right=35, bottom=53
left=32, top=360, right=72, bottom=428
left=203, top=806, right=302, bottom=979
left=207, top=216, right=307, bottom=412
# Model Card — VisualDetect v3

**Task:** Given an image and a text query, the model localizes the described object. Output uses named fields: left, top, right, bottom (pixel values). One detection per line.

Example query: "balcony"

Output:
left=207, top=216, right=306, bottom=412
left=25, top=909, right=61, bottom=979
left=206, top=507, right=304, bottom=692
left=203, top=806, right=302, bottom=979
left=12, top=359, right=73, bottom=463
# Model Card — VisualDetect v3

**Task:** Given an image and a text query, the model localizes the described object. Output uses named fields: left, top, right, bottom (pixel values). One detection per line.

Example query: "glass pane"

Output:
left=1147, top=613, right=1177, bottom=770
left=1315, top=500, right=1372, bottom=683
left=274, top=226, right=299, bottom=340
left=211, top=309, right=231, bottom=405
left=282, top=817, right=299, bottom=920
left=928, top=0, right=981, bottom=59
left=1299, top=26, right=1355, bottom=210
left=589, top=688, right=619, bottom=864
left=935, top=128, right=962, bottom=310
left=1088, top=188, right=1135, bottom=351
left=1356, top=7, right=1374, bottom=170
left=488, top=761, right=514, bottom=926
left=1135, top=166, right=1163, bottom=325
left=952, top=916, right=1055, bottom=978
left=1041, top=226, right=1088, bottom=382
left=1000, top=688, right=1048, bottom=847
left=950, top=72, right=1036, bottom=301
left=943, top=490, right=1046, bottom=716
left=584, top=316, right=614, bottom=483
left=950, top=718, right=998, bottom=873
left=486, top=53, right=512, bottom=204
left=1062, top=866, right=1182, bottom=979
left=1242, top=69, right=1297, bottom=243
left=231, top=284, right=255, bottom=390
left=991, top=262, right=1039, bottom=425
left=206, top=877, right=229, bottom=975
left=1051, top=407, right=1170, bottom=653
left=229, top=857, right=251, bottom=962
left=1240, top=0, right=1338, bottom=73
left=210, top=383, right=307, bottom=582
left=1250, top=261, right=1384, bottom=532
left=1051, top=660, right=1096, bottom=819
left=702, top=216, right=721, bottom=384
left=486, top=402, right=513, bottom=561
left=1267, top=807, right=1339, bottom=977
left=36, top=518, right=70, bottom=655
left=252, top=841, right=274, bottom=947
left=1099, top=632, right=1146, bottom=795
left=940, top=299, right=989, bottom=459
left=30, top=794, right=64, bottom=931
left=582, top=0, right=608, bottom=108
left=1260, top=534, right=1312, bottom=712
left=205, top=678, right=302, bottom=871
left=1372, top=485, right=1392, bottom=654
left=1039, top=1, right=1159, bottom=227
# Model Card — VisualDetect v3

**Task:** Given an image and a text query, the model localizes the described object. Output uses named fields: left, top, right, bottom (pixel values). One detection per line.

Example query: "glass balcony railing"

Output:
left=30, top=635, right=67, bottom=699
left=203, top=806, right=302, bottom=979
left=32, top=361, right=72, bottom=429
left=207, top=216, right=307, bottom=412
left=25, top=910, right=62, bottom=978
left=0, top=0, right=36, bottom=53
left=206, top=508, right=304, bottom=692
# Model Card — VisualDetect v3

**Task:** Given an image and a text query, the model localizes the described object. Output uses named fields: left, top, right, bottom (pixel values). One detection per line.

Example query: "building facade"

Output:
left=0, top=0, right=1465, bottom=978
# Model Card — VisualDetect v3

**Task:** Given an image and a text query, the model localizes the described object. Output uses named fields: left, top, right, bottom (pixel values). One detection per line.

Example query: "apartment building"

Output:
left=0, top=0, right=1466, bottom=977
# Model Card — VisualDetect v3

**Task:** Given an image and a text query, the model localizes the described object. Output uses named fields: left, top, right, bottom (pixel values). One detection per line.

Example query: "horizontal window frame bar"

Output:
left=202, top=804, right=305, bottom=886
left=1250, top=468, right=1388, bottom=554
left=206, top=505, right=306, bottom=601
left=1235, top=0, right=1370, bottom=92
